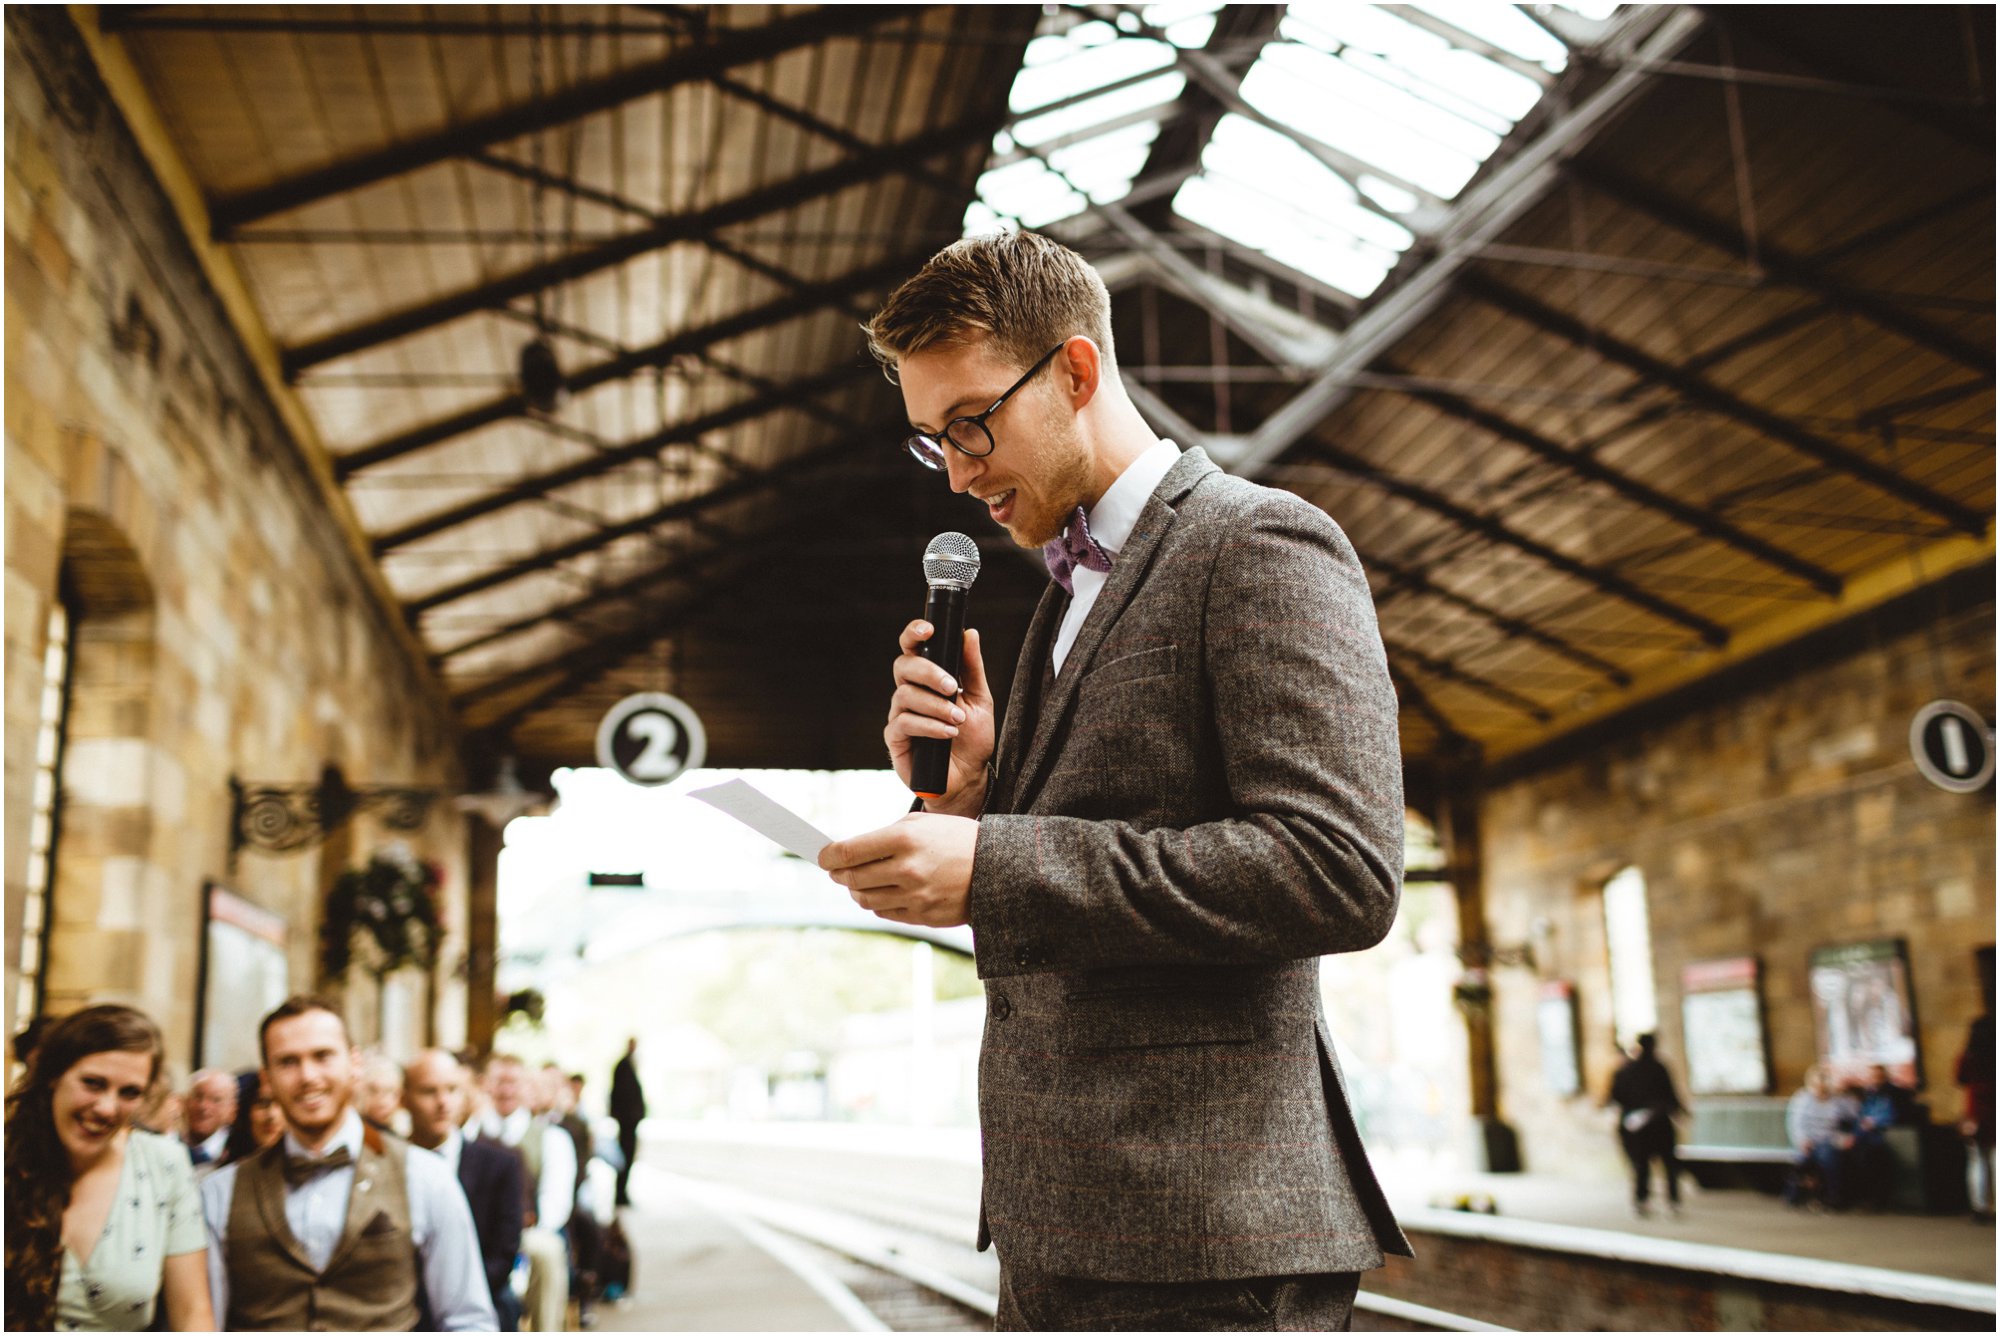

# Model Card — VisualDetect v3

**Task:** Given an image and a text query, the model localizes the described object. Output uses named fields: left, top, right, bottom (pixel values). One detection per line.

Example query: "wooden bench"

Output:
left=1678, top=1097, right=1794, bottom=1192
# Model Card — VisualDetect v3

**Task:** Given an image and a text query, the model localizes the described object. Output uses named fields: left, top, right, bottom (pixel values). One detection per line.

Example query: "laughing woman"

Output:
left=4, top=1005, right=215, bottom=1331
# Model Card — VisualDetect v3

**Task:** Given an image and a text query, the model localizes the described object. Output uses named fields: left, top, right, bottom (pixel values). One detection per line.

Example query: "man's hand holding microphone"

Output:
left=818, top=534, right=992, bottom=928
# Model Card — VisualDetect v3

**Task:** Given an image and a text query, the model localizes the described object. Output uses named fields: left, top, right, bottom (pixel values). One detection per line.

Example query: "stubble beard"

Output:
left=280, top=1082, right=352, bottom=1141
left=1010, top=414, right=1092, bottom=549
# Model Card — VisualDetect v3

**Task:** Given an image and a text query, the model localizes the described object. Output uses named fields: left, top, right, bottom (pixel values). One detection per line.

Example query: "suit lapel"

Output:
left=992, top=580, right=1067, bottom=813
left=1007, top=448, right=1215, bottom=811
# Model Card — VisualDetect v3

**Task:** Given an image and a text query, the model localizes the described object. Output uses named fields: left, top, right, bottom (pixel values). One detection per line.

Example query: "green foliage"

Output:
left=321, top=851, right=442, bottom=980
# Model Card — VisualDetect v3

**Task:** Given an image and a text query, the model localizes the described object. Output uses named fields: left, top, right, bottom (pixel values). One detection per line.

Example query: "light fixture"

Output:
left=455, top=755, right=542, bottom=829
left=519, top=337, right=564, bottom=414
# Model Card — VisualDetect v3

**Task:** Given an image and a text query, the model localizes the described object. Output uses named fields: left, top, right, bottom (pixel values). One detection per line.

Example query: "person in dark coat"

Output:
left=406, top=1048, right=526, bottom=1330
left=1608, top=1033, right=1686, bottom=1216
left=1960, top=1011, right=1995, bottom=1223
left=608, top=1038, right=646, bottom=1209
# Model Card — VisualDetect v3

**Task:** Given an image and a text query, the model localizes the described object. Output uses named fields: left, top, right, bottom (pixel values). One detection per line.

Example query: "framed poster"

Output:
left=195, top=883, right=290, bottom=1071
left=1680, top=956, right=1770, bottom=1095
left=1808, top=939, right=1920, bottom=1087
left=1536, top=980, right=1581, bottom=1097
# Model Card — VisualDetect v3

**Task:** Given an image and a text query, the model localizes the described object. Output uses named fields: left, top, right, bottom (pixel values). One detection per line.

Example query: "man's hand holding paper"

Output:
left=817, top=812, right=979, bottom=928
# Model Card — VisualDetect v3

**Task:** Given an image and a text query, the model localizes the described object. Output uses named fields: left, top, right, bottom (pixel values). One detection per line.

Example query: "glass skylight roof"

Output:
left=966, top=2, right=1623, bottom=301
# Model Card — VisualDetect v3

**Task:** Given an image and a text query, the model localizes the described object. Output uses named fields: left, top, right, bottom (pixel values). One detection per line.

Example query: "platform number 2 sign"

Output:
left=597, top=693, right=707, bottom=788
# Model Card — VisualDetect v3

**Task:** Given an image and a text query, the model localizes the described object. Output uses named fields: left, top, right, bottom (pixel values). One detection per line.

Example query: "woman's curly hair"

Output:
left=5, top=1005, right=163, bottom=1330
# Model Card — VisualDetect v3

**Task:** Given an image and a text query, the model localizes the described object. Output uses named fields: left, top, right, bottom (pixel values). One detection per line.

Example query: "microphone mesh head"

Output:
left=922, top=532, right=982, bottom=590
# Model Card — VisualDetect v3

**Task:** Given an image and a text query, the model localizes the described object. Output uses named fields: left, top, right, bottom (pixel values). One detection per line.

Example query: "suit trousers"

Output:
left=520, top=1224, right=570, bottom=1331
left=996, top=1265, right=1361, bottom=1332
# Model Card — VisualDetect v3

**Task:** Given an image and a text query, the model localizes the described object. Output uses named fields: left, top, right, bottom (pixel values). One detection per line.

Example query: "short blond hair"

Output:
left=864, top=230, right=1115, bottom=380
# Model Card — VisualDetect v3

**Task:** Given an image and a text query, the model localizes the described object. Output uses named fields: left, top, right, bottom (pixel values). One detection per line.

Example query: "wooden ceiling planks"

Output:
left=98, top=4, right=1992, bottom=773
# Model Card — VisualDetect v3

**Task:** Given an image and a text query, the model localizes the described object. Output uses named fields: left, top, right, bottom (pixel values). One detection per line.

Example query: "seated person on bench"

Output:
left=1786, top=1065, right=1859, bottom=1209
left=1851, top=1064, right=1915, bottom=1209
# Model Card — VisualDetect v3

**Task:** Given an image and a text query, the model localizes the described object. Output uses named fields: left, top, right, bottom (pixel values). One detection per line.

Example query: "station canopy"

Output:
left=93, top=3, right=1994, bottom=784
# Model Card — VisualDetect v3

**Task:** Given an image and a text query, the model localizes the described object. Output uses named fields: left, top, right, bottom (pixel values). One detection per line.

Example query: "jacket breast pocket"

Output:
left=1067, top=990, right=1258, bottom=1051
left=1078, top=644, right=1177, bottom=693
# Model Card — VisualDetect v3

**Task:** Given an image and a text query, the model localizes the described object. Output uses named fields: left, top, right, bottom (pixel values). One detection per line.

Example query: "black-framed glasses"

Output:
left=902, top=341, right=1068, bottom=471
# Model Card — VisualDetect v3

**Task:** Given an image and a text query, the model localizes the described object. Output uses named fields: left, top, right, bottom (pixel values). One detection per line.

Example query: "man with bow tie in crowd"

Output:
left=198, top=995, right=496, bottom=1331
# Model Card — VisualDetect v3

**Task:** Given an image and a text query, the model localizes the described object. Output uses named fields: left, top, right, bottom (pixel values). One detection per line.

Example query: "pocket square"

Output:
left=359, top=1210, right=402, bottom=1238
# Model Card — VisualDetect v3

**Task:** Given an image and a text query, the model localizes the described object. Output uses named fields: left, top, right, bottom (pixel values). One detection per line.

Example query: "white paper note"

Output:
left=687, top=779, right=834, bottom=861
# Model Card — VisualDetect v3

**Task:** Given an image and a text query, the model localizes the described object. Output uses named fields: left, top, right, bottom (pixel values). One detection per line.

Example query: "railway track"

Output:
left=650, top=1135, right=1505, bottom=1332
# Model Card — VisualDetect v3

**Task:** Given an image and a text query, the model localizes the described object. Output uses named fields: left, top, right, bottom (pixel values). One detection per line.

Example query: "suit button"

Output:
left=991, top=993, right=1012, bottom=1021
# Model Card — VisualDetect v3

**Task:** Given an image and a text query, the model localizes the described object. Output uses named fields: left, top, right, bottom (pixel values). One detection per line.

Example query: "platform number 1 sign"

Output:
left=1910, top=700, right=1993, bottom=794
left=597, top=693, right=706, bottom=788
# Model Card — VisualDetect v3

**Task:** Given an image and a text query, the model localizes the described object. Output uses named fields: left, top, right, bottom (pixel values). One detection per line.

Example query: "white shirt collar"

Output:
left=497, top=1105, right=533, bottom=1146
left=433, top=1127, right=464, bottom=1174
left=282, top=1107, right=363, bottom=1161
left=1084, top=439, right=1179, bottom=557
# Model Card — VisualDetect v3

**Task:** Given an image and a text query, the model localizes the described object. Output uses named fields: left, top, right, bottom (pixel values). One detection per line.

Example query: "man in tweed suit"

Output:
left=819, top=231, right=1410, bottom=1330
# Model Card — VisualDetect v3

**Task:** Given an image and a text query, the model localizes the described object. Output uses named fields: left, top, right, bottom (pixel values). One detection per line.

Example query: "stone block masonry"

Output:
left=1479, top=577, right=1994, bottom=1182
left=4, top=9, right=469, bottom=1063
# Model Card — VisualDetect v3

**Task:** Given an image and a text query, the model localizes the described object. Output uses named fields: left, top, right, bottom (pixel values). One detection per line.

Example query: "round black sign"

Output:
left=596, top=692, right=706, bottom=788
left=1909, top=700, right=1993, bottom=794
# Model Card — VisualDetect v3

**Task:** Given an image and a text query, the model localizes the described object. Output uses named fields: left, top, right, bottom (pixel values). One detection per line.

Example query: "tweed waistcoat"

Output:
left=224, top=1125, right=422, bottom=1331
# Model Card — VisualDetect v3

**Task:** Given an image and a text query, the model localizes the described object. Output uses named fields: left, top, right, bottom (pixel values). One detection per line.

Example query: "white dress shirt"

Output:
left=188, top=1126, right=230, bottom=1165
left=482, top=1106, right=576, bottom=1232
left=199, top=1109, right=497, bottom=1331
left=432, top=1126, right=465, bottom=1176
left=1053, top=438, right=1181, bottom=675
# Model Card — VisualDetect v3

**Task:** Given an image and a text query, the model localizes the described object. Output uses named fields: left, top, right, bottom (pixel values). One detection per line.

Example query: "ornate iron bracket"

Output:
left=230, top=763, right=439, bottom=860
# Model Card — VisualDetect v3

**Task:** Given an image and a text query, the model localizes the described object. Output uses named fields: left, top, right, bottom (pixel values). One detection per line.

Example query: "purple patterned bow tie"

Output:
left=1043, top=506, right=1113, bottom=594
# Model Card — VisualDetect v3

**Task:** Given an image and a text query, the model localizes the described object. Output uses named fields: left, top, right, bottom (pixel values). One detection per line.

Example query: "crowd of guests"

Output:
left=4, top=997, right=642, bottom=1332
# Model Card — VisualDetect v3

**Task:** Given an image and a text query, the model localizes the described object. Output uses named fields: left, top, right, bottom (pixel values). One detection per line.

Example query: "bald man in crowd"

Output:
left=406, top=1049, right=526, bottom=1330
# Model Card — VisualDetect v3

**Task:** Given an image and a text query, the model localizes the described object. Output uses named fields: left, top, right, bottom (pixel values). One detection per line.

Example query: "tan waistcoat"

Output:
left=224, top=1124, right=422, bottom=1332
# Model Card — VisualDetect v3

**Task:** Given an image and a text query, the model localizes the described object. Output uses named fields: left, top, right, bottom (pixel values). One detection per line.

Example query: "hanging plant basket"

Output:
left=321, top=849, right=443, bottom=981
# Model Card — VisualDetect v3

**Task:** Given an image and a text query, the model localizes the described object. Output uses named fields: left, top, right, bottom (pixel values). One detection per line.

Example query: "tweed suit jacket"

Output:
left=968, top=446, right=1412, bottom=1281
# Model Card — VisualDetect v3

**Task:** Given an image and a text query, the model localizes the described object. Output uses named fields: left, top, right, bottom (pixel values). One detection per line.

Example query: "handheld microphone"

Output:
left=910, top=532, right=981, bottom=801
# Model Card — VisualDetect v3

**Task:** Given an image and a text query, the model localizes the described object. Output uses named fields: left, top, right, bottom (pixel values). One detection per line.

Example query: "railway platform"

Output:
left=604, top=1122, right=1993, bottom=1332
left=593, top=1168, right=867, bottom=1333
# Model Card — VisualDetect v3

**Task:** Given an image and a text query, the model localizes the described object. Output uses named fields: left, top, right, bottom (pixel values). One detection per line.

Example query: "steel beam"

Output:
left=1459, top=270, right=1989, bottom=536
left=1224, top=6, right=1708, bottom=476
left=372, top=362, right=864, bottom=552
left=208, top=5, right=919, bottom=234
left=285, top=112, right=994, bottom=374
left=1129, top=367, right=1634, bottom=683
left=1124, top=378, right=1727, bottom=647
left=333, top=249, right=923, bottom=477
left=1568, top=160, right=1995, bottom=379
left=1387, top=664, right=1473, bottom=755
left=1386, top=638, right=1552, bottom=722
left=1703, top=6, right=1993, bottom=153
left=1368, top=553, right=1631, bottom=687
left=1385, top=360, right=1844, bottom=595
left=464, top=493, right=897, bottom=736
left=1380, top=6, right=1556, bottom=87
left=1310, top=435, right=1730, bottom=646
left=403, top=421, right=890, bottom=616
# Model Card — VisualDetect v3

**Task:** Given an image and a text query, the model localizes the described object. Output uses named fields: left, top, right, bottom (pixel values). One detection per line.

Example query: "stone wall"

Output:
left=4, top=10, right=469, bottom=1070
left=1481, top=584, right=1995, bottom=1179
